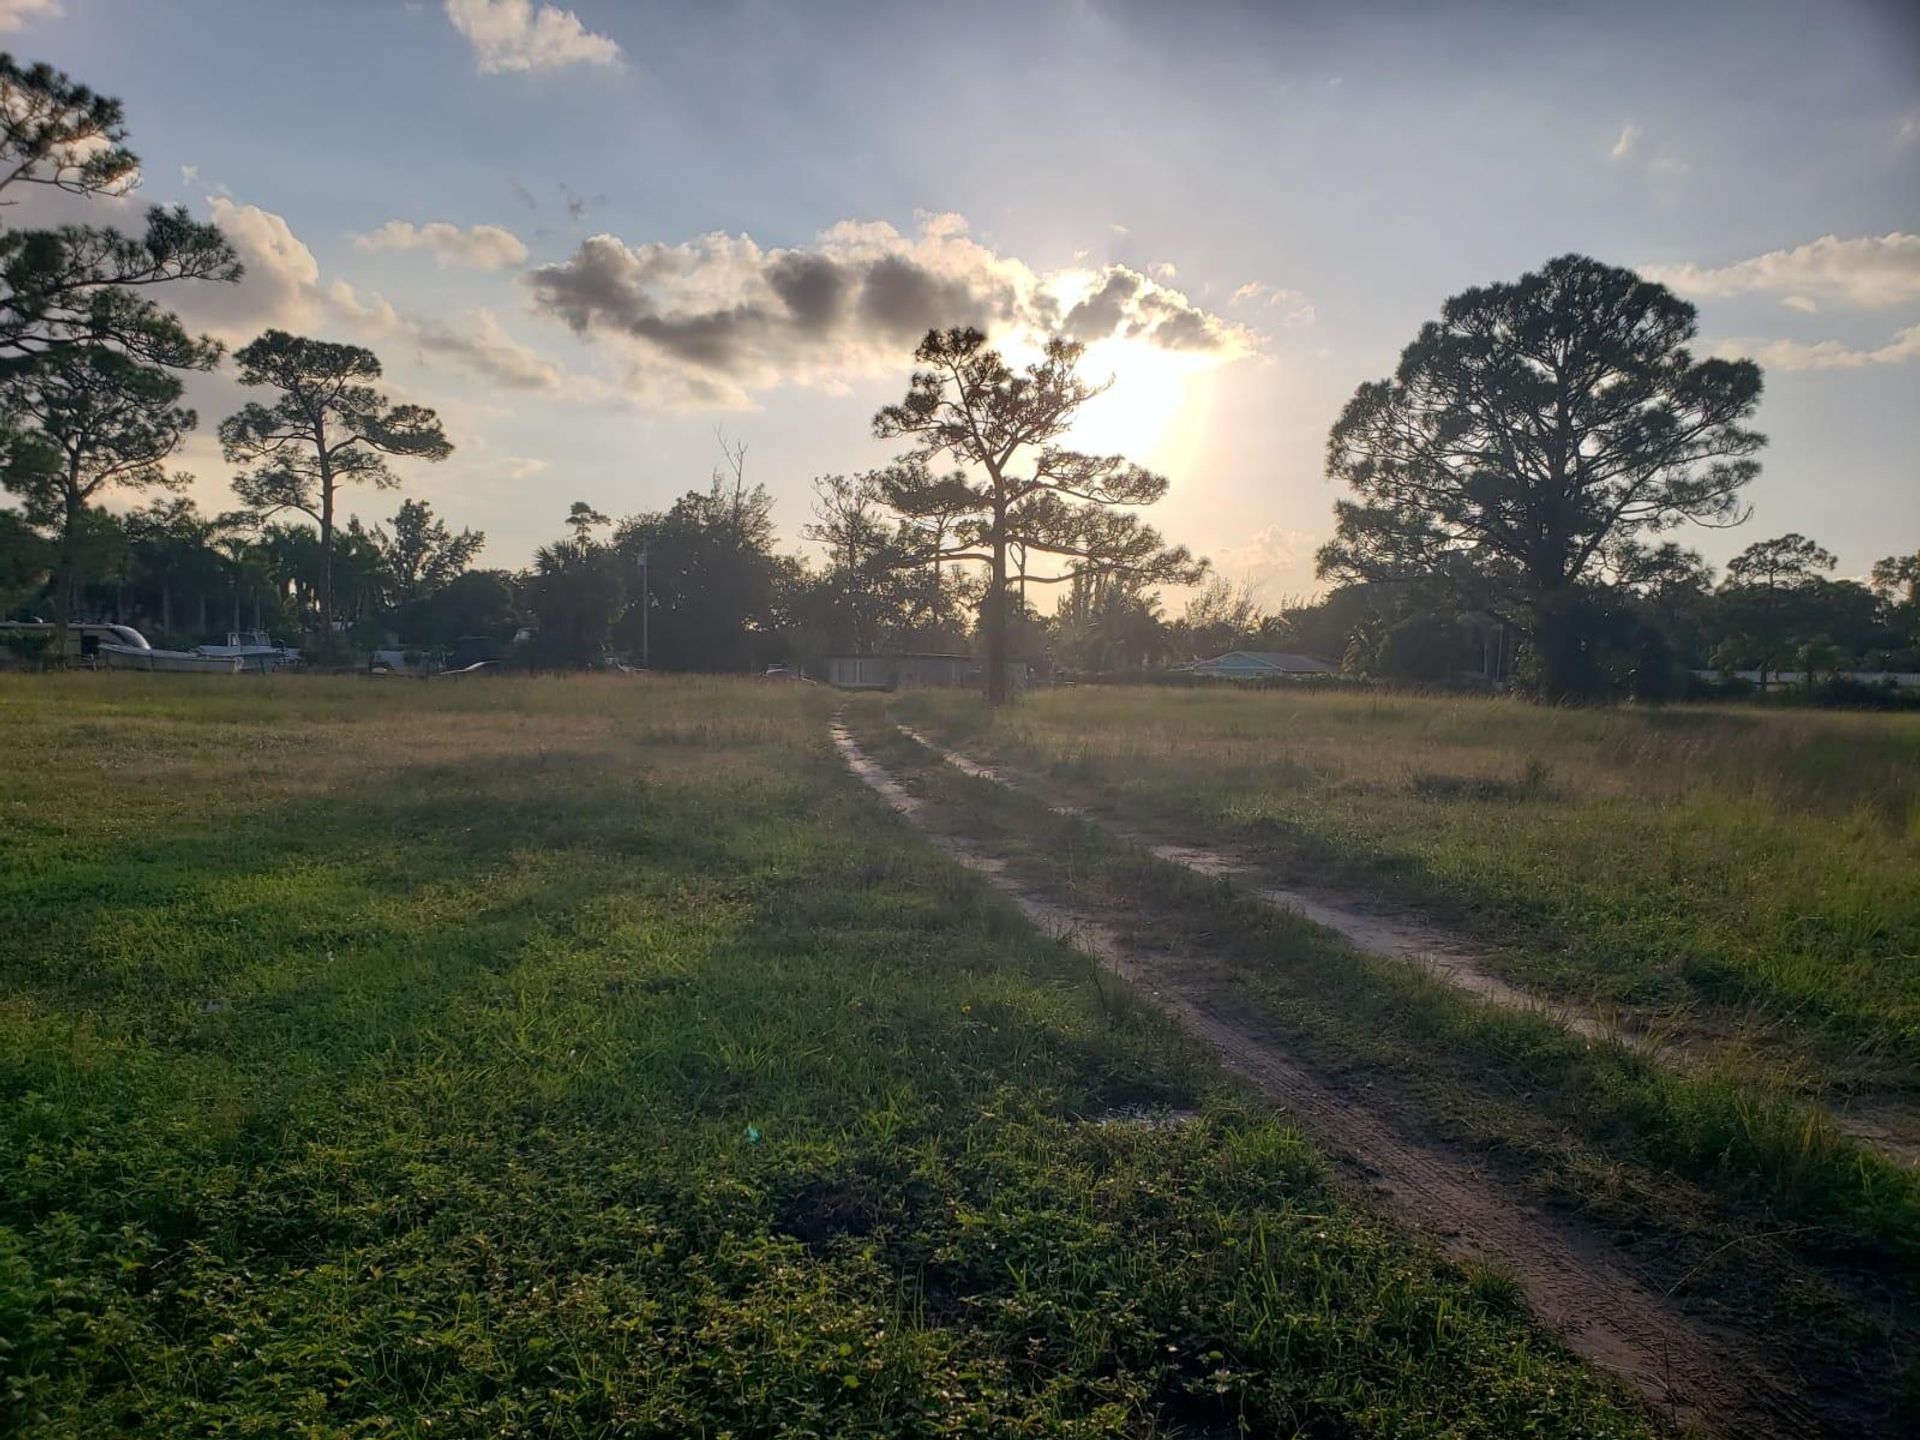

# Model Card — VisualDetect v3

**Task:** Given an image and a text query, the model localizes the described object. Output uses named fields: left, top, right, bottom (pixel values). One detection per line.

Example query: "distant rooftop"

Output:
left=1183, top=650, right=1339, bottom=675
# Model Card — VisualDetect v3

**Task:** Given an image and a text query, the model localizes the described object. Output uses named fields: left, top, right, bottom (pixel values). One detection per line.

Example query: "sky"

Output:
left=4, top=0, right=1917, bottom=601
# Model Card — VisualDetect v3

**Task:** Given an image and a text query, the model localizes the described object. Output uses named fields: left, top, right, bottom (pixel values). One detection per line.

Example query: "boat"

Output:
left=194, top=630, right=303, bottom=673
left=100, top=635, right=243, bottom=673
left=2, top=620, right=260, bottom=674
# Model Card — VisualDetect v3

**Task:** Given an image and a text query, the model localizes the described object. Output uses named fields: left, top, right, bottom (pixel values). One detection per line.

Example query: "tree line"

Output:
left=3, top=51, right=1912, bottom=701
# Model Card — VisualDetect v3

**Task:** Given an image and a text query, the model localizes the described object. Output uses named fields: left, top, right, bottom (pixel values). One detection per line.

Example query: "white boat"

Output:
left=195, top=630, right=302, bottom=673
left=3, top=620, right=256, bottom=673
left=100, top=637, right=243, bottom=673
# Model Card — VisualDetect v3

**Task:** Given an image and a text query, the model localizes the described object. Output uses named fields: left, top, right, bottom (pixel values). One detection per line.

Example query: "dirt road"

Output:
left=834, top=714, right=1826, bottom=1437
left=892, top=723, right=1920, bottom=1168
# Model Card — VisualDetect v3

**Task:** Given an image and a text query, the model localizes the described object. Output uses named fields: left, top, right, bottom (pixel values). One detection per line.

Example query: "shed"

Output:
left=827, top=652, right=1029, bottom=691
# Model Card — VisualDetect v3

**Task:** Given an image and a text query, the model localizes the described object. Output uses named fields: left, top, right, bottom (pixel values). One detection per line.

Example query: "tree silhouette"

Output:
left=0, top=56, right=238, bottom=385
left=874, top=328, right=1201, bottom=705
left=0, top=344, right=196, bottom=651
left=221, top=331, right=452, bottom=661
left=382, top=498, right=484, bottom=606
left=1720, top=532, right=1836, bottom=688
left=528, top=502, right=621, bottom=668
left=1318, top=254, right=1764, bottom=701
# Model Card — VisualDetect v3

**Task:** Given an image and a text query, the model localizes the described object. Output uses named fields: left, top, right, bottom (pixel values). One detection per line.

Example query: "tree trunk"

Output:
left=51, top=478, right=81, bottom=665
left=1526, top=590, right=1590, bottom=703
left=985, top=502, right=1008, bottom=706
left=318, top=478, right=335, bottom=666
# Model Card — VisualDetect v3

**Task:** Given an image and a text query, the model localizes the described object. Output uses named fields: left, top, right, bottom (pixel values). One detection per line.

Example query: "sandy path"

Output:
left=834, top=717, right=1819, bottom=1438
left=894, top=723, right=1920, bottom=1168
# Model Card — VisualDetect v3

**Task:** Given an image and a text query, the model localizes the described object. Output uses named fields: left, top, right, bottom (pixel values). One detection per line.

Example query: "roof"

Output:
left=1187, top=650, right=1338, bottom=675
left=828, top=652, right=976, bottom=663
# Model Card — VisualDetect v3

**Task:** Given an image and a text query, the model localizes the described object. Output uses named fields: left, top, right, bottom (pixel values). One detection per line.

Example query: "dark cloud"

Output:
left=766, top=251, right=853, bottom=331
left=522, top=218, right=1256, bottom=407
left=859, top=252, right=998, bottom=342
left=1062, top=270, right=1143, bottom=343
left=525, top=233, right=1004, bottom=375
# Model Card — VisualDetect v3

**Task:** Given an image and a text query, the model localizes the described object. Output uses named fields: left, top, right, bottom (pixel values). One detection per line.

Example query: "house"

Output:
left=1181, top=650, right=1339, bottom=679
left=827, top=652, right=1030, bottom=691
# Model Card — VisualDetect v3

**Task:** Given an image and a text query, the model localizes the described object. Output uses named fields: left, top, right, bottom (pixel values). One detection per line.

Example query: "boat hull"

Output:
left=100, top=644, right=244, bottom=674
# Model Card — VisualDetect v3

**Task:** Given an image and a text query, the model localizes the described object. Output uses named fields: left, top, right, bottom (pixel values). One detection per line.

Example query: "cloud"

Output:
left=443, top=0, right=621, bottom=74
left=330, top=282, right=568, bottom=391
left=1607, top=123, right=1688, bottom=178
left=1899, top=109, right=1920, bottom=145
left=1707, top=324, right=1920, bottom=372
left=197, top=196, right=327, bottom=340
left=524, top=212, right=1258, bottom=408
left=408, top=310, right=569, bottom=390
left=1229, top=282, right=1316, bottom=326
left=0, top=0, right=60, bottom=32
left=191, top=197, right=588, bottom=396
left=354, top=219, right=530, bottom=270
left=1643, top=234, right=1920, bottom=310
left=1208, top=525, right=1318, bottom=605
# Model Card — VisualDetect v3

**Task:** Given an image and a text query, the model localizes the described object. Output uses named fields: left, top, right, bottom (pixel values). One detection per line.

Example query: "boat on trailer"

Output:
left=0, top=621, right=244, bottom=673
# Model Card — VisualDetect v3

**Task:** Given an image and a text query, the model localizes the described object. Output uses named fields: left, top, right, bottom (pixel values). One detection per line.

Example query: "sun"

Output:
left=1069, top=339, right=1219, bottom=470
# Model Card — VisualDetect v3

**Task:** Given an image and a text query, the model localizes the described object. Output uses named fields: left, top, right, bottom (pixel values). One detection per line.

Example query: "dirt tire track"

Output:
left=834, top=715, right=1819, bottom=1438
left=894, top=722, right=1920, bottom=1168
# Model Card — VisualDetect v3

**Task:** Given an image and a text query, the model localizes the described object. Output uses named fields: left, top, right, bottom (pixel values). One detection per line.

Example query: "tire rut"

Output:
left=894, top=723, right=1920, bottom=1168
left=833, top=716, right=1819, bottom=1438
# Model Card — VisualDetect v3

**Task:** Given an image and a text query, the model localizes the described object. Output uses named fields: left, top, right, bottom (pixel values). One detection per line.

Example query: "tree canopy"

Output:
left=1318, top=254, right=1765, bottom=700
left=873, top=327, right=1202, bottom=703
left=221, top=331, right=453, bottom=659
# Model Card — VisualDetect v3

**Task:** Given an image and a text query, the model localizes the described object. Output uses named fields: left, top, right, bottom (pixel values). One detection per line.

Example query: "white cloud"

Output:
left=443, top=0, right=622, bottom=74
left=1229, top=281, right=1316, bottom=326
left=1643, top=233, right=1920, bottom=310
left=525, top=213, right=1261, bottom=409
left=1608, top=123, right=1687, bottom=177
left=1208, top=525, right=1317, bottom=605
left=197, top=196, right=327, bottom=340
left=1899, top=109, right=1920, bottom=145
left=188, top=196, right=593, bottom=398
left=0, top=0, right=61, bottom=33
left=409, top=309, right=569, bottom=390
left=1707, top=324, right=1920, bottom=371
left=354, top=219, right=529, bottom=270
left=500, top=456, right=550, bottom=481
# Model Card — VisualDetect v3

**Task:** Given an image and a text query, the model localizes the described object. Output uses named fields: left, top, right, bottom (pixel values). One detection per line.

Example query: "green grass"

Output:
left=896, top=687, right=1920, bottom=1092
left=0, top=675, right=1658, bottom=1438
left=850, top=697, right=1920, bottom=1427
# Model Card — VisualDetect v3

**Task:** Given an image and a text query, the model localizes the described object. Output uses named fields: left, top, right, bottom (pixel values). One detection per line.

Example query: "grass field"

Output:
left=0, top=676, right=1663, bottom=1438
left=897, top=687, right=1920, bottom=1097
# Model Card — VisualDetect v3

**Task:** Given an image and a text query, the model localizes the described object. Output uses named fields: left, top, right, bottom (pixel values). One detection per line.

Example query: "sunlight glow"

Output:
left=1069, top=338, right=1221, bottom=472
